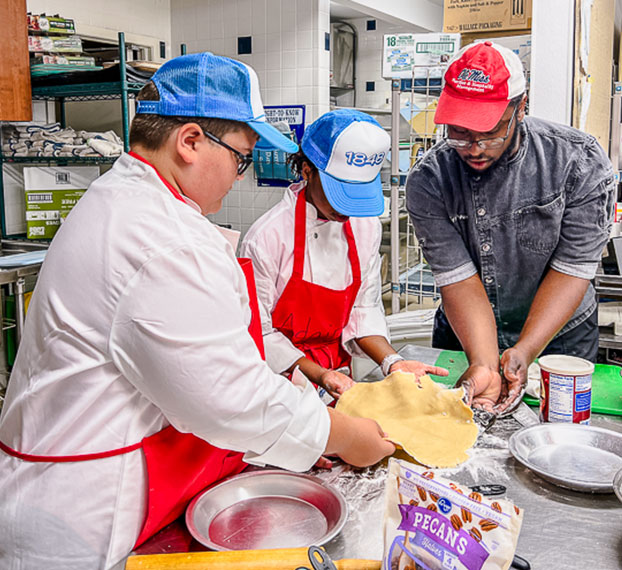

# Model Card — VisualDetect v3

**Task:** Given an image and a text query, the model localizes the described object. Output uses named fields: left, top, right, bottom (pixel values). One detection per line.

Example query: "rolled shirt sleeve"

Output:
left=109, top=243, right=329, bottom=472
left=550, top=137, right=615, bottom=280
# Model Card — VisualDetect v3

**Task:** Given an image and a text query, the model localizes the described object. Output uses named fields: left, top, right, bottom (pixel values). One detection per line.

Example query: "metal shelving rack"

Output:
left=0, top=31, right=143, bottom=239
left=388, top=67, right=445, bottom=311
left=0, top=31, right=144, bottom=386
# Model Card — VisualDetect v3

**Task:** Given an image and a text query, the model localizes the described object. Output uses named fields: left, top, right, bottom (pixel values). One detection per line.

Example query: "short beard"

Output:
left=463, top=118, right=522, bottom=176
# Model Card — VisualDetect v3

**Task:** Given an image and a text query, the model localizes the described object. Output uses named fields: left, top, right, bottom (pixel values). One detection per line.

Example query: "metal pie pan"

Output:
left=509, top=423, right=622, bottom=493
left=186, top=470, right=348, bottom=551
left=614, top=468, right=622, bottom=503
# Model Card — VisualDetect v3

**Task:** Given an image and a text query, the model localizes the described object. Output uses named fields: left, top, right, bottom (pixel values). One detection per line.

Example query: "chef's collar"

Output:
left=128, top=150, right=202, bottom=213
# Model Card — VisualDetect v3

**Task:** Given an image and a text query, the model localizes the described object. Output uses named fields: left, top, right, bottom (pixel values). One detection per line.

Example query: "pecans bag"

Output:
left=383, top=458, right=523, bottom=570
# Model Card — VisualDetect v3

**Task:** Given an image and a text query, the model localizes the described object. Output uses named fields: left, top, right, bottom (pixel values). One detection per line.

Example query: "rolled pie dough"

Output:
left=335, top=371, right=478, bottom=468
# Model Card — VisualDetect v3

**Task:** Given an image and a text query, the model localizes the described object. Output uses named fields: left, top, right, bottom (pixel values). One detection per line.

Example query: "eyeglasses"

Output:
left=203, top=130, right=254, bottom=175
left=445, top=105, right=518, bottom=150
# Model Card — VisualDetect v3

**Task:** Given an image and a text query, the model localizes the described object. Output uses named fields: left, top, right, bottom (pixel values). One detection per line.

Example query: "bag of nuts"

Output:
left=383, top=458, right=523, bottom=570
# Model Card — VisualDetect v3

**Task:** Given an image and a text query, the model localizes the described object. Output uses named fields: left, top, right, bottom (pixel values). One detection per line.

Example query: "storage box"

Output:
left=23, top=166, right=99, bottom=239
left=443, top=0, right=532, bottom=34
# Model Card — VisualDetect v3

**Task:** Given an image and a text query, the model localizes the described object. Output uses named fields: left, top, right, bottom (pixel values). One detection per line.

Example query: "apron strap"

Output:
left=292, top=188, right=308, bottom=279
left=293, top=188, right=362, bottom=286
left=343, top=220, right=361, bottom=285
left=0, top=439, right=143, bottom=463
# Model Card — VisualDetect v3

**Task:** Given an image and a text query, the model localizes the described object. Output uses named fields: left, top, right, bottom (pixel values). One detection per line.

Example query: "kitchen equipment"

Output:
left=511, top=402, right=540, bottom=427
left=469, top=483, right=507, bottom=496
left=509, top=423, right=622, bottom=492
left=125, top=548, right=382, bottom=569
left=296, top=545, right=337, bottom=570
left=185, top=470, right=347, bottom=551
left=614, top=467, right=622, bottom=504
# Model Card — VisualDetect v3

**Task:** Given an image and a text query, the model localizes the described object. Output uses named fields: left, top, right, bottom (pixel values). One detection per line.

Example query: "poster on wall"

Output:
left=443, top=0, right=532, bottom=34
left=255, top=105, right=305, bottom=187
left=382, top=33, right=460, bottom=80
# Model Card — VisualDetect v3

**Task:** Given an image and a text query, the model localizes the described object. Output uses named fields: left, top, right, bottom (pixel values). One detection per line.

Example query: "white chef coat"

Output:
left=240, top=182, right=389, bottom=375
left=0, top=154, right=330, bottom=570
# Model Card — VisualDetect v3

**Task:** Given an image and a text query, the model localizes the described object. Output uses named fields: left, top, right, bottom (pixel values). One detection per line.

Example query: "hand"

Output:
left=314, top=455, right=334, bottom=469
left=497, top=346, right=530, bottom=414
left=456, top=364, right=502, bottom=412
left=319, top=369, right=355, bottom=400
left=390, top=359, right=449, bottom=381
left=335, top=415, right=396, bottom=467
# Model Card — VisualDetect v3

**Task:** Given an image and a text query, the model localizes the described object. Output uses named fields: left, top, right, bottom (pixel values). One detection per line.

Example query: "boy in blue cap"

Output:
left=0, top=55, right=394, bottom=569
left=242, top=109, right=447, bottom=403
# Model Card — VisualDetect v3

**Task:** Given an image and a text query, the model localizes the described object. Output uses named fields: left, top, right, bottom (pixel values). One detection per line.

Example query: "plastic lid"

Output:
left=538, top=354, right=594, bottom=376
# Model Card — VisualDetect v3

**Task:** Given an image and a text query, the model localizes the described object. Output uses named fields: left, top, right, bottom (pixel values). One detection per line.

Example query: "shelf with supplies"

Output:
left=594, top=272, right=622, bottom=360
left=0, top=31, right=146, bottom=241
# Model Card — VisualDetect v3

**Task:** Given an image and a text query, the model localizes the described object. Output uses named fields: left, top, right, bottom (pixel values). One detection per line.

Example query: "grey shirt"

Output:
left=406, top=116, right=615, bottom=349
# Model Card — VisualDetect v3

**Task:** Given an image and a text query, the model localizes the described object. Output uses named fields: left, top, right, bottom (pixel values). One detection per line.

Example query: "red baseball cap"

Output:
left=435, top=41, right=526, bottom=132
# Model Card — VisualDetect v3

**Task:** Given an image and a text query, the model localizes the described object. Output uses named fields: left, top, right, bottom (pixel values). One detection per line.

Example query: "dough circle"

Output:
left=335, top=371, right=478, bottom=467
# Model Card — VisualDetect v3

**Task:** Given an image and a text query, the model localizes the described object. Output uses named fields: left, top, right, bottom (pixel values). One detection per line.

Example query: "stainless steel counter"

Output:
left=313, top=345, right=622, bottom=569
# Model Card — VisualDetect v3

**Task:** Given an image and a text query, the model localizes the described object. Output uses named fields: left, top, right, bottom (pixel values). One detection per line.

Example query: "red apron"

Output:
left=0, top=152, right=267, bottom=548
left=271, top=188, right=362, bottom=375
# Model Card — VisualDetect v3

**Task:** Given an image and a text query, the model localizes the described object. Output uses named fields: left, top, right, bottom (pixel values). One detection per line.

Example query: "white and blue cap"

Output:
left=301, top=109, right=390, bottom=217
left=135, top=52, right=297, bottom=152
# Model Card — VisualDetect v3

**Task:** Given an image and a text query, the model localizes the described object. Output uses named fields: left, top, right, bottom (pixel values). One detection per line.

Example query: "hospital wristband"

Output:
left=381, top=354, right=405, bottom=376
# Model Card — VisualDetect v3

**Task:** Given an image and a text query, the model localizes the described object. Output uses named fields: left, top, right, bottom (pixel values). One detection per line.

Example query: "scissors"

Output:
left=295, top=546, right=337, bottom=570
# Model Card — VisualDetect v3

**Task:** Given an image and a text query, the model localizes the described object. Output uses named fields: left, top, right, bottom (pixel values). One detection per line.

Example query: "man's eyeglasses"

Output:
left=445, top=105, right=518, bottom=150
left=203, top=130, right=254, bottom=175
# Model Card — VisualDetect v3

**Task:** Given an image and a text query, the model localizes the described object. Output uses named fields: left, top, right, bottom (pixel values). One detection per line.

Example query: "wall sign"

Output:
left=382, top=33, right=460, bottom=80
left=255, top=105, right=306, bottom=187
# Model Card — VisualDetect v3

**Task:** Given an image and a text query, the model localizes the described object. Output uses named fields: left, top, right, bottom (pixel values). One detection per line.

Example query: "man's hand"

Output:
left=456, top=364, right=502, bottom=412
left=326, top=409, right=396, bottom=467
left=497, top=346, right=530, bottom=413
left=390, top=359, right=449, bottom=380
left=319, top=369, right=355, bottom=400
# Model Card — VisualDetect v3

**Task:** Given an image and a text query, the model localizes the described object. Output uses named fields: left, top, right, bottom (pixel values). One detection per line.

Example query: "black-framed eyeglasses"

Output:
left=445, top=105, right=518, bottom=150
left=203, top=130, right=254, bottom=175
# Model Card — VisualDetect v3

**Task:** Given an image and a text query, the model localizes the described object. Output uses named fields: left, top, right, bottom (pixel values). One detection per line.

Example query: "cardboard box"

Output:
left=23, top=166, right=99, bottom=239
left=443, top=0, right=532, bottom=34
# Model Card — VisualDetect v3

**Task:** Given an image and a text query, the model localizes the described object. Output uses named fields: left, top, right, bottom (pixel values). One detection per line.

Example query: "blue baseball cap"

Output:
left=136, top=52, right=297, bottom=152
left=301, top=109, right=390, bottom=217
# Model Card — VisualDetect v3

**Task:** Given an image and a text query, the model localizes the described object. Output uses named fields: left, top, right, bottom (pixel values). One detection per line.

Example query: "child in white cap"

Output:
left=0, top=55, right=395, bottom=569
left=242, top=109, right=448, bottom=404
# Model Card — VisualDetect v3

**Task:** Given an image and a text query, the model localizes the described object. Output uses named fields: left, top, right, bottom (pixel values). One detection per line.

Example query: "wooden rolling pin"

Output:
left=125, top=548, right=381, bottom=569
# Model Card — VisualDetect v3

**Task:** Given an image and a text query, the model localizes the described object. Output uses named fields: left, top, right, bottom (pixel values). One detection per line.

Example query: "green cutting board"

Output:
left=430, top=350, right=622, bottom=416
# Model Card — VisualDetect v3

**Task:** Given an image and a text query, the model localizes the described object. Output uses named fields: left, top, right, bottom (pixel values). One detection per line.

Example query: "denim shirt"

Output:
left=406, top=116, right=615, bottom=348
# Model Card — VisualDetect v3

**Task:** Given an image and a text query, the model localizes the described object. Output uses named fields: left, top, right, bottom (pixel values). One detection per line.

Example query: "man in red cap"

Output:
left=407, top=41, right=615, bottom=413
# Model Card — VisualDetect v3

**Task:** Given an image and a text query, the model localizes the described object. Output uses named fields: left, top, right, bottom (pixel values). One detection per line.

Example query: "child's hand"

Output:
left=319, top=369, right=355, bottom=399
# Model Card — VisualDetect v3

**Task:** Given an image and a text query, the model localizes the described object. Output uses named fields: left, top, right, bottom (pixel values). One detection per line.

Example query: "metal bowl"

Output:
left=509, top=423, right=622, bottom=493
left=185, top=470, right=348, bottom=551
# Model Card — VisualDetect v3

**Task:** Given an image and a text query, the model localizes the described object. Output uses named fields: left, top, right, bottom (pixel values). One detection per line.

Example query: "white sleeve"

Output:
left=342, top=218, right=389, bottom=357
left=109, top=243, right=328, bottom=472
left=239, top=238, right=305, bottom=374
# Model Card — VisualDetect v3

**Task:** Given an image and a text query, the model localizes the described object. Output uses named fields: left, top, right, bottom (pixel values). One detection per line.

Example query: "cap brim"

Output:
left=319, top=170, right=384, bottom=217
left=435, top=90, right=510, bottom=132
left=247, top=120, right=299, bottom=152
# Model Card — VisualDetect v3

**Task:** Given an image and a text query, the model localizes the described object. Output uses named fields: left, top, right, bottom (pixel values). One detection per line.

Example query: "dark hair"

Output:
left=509, top=93, right=526, bottom=108
left=287, top=149, right=316, bottom=179
left=129, top=82, right=248, bottom=150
